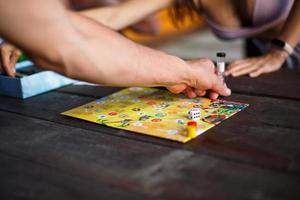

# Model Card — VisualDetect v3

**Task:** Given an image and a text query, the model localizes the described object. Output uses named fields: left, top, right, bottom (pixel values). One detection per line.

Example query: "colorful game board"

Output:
left=62, top=87, right=248, bottom=143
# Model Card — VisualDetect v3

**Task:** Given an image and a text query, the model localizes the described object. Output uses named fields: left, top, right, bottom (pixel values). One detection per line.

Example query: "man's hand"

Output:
left=226, top=48, right=288, bottom=78
left=167, top=59, right=231, bottom=100
left=0, top=42, right=21, bottom=77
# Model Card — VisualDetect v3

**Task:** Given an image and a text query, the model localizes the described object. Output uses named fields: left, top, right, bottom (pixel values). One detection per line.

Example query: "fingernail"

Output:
left=210, top=93, right=218, bottom=100
left=226, top=88, right=231, bottom=96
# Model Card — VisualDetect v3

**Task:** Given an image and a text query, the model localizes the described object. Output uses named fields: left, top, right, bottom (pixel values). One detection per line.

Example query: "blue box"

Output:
left=0, top=61, right=74, bottom=99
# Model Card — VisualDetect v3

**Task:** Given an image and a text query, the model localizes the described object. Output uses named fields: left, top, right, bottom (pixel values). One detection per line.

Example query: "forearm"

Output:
left=80, top=0, right=173, bottom=30
left=277, top=0, right=300, bottom=47
left=0, top=0, right=188, bottom=87
left=64, top=13, right=190, bottom=87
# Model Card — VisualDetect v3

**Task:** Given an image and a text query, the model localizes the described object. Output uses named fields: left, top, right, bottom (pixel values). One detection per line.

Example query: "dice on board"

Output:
left=188, top=108, right=201, bottom=120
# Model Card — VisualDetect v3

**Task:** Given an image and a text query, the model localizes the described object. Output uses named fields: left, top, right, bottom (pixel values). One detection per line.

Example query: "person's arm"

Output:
left=278, top=1, right=300, bottom=48
left=226, top=1, right=300, bottom=78
left=0, top=0, right=230, bottom=99
left=0, top=0, right=168, bottom=76
left=79, top=0, right=173, bottom=31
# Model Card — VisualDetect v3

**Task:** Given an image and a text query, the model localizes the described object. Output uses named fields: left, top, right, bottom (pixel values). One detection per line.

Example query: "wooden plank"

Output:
left=1, top=152, right=300, bottom=200
left=57, top=85, right=123, bottom=98
left=0, top=91, right=299, bottom=174
left=187, top=94, right=300, bottom=173
left=0, top=110, right=168, bottom=200
left=225, top=93, right=300, bottom=130
left=226, top=69, right=300, bottom=100
left=0, top=111, right=299, bottom=199
left=0, top=153, right=153, bottom=200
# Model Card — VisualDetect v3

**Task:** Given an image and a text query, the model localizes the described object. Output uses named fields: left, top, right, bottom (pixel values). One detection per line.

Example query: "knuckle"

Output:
left=2, top=45, right=9, bottom=51
left=15, top=50, right=22, bottom=57
left=202, top=59, right=215, bottom=70
left=204, top=59, right=214, bottom=66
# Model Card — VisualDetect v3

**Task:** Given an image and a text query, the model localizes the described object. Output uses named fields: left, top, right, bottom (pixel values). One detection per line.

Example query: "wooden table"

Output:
left=0, top=69, right=299, bottom=199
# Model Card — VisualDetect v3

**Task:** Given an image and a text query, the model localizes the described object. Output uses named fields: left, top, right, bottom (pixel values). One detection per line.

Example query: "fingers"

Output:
left=168, top=84, right=208, bottom=98
left=231, top=64, right=260, bottom=77
left=226, top=58, right=260, bottom=77
left=186, top=58, right=231, bottom=99
left=227, top=51, right=285, bottom=78
left=211, top=76, right=231, bottom=97
left=0, top=49, right=2, bottom=74
left=167, top=84, right=187, bottom=94
left=9, top=50, right=21, bottom=76
left=249, top=64, right=280, bottom=78
left=169, top=82, right=229, bottom=100
left=249, top=67, right=265, bottom=78
left=0, top=59, right=2, bottom=74
left=225, top=60, right=249, bottom=76
left=0, top=46, right=13, bottom=76
left=195, top=89, right=206, bottom=97
left=0, top=44, right=20, bottom=77
left=184, top=87, right=197, bottom=98
left=209, top=91, right=219, bottom=100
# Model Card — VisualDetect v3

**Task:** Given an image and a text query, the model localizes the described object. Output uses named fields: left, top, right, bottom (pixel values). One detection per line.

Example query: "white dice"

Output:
left=188, top=108, right=201, bottom=120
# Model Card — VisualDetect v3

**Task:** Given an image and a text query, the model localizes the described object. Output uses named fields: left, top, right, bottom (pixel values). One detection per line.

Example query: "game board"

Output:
left=62, top=87, right=248, bottom=143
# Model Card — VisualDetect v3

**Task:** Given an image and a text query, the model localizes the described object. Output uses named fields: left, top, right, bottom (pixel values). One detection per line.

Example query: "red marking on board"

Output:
left=108, top=112, right=118, bottom=116
left=152, top=118, right=162, bottom=122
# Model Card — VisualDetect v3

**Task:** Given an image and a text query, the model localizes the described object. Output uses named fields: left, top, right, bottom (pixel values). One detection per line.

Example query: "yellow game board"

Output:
left=62, top=87, right=248, bottom=143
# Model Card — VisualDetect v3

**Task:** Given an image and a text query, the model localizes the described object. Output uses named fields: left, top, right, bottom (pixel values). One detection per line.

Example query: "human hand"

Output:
left=0, top=42, right=21, bottom=76
left=167, top=59, right=231, bottom=100
left=226, top=48, right=288, bottom=78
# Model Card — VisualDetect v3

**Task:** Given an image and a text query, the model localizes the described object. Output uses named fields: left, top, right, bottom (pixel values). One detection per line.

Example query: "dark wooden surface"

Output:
left=0, top=69, right=300, bottom=200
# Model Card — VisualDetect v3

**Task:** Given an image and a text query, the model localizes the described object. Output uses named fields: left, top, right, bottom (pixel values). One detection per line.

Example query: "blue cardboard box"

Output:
left=0, top=61, right=74, bottom=99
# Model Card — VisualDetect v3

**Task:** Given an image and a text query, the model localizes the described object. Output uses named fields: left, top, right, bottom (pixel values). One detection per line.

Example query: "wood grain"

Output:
left=1, top=111, right=299, bottom=200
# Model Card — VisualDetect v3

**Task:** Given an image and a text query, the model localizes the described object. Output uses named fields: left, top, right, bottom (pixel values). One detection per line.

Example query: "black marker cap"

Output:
left=217, top=52, right=226, bottom=57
